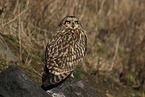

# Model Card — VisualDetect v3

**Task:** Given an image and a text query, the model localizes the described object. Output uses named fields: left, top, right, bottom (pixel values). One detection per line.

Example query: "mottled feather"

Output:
left=42, top=16, right=87, bottom=87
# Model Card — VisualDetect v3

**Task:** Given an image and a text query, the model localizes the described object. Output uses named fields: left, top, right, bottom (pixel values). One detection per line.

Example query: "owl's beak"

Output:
left=72, top=23, right=75, bottom=29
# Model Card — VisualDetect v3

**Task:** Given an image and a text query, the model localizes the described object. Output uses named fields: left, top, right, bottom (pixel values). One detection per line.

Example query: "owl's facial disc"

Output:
left=64, top=18, right=79, bottom=29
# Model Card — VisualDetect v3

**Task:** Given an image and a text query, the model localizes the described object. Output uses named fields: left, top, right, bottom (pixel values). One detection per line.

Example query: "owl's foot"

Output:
left=70, top=73, right=74, bottom=77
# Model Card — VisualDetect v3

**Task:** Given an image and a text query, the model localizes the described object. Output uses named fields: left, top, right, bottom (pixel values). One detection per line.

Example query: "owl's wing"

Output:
left=45, top=30, right=87, bottom=75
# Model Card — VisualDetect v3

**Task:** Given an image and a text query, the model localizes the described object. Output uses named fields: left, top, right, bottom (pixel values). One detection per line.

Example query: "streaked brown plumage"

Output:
left=42, top=16, right=87, bottom=87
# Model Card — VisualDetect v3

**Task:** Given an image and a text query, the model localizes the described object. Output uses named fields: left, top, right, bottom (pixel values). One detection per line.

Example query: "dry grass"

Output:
left=0, top=0, right=145, bottom=94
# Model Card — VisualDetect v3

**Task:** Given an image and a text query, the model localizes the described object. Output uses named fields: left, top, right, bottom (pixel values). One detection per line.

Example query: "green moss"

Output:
left=126, top=73, right=137, bottom=85
left=74, top=68, right=84, bottom=79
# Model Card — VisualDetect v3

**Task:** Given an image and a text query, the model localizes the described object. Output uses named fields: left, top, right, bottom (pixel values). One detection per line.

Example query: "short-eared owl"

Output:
left=42, top=16, right=87, bottom=88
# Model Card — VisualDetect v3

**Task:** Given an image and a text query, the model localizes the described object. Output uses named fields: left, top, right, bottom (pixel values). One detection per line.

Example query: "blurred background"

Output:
left=0, top=0, right=145, bottom=96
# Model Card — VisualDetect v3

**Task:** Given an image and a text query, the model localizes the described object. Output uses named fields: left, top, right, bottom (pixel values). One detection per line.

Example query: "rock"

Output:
left=0, top=66, right=101, bottom=97
left=0, top=44, right=18, bottom=61
left=42, top=76, right=101, bottom=97
left=0, top=66, right=50, bottom=97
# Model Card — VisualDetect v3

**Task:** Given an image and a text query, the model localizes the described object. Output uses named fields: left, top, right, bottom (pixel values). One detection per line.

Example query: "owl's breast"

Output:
left=47, top=29, right=86, bottom=63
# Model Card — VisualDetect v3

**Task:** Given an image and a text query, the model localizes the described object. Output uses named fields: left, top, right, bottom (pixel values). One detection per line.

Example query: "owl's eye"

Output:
left=65, top=21, right=70, bottom=24
left=75, top=21, right=78, bottom=24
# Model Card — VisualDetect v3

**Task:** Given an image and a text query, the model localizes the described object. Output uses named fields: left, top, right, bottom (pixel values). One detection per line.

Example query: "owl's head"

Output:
left=58, top=16, right=81, bottom=29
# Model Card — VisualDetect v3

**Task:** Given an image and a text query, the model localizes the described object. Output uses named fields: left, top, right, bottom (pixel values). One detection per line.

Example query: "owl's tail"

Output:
left=41, top=71, right=73, bottom=90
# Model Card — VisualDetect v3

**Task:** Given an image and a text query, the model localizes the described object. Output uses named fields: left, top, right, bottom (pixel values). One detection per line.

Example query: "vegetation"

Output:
left=0, top=0, right=144, bottom=96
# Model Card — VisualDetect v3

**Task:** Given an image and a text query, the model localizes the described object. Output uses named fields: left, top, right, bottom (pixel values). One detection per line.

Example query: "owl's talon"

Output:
left=70, top=73, right=74, bottom=78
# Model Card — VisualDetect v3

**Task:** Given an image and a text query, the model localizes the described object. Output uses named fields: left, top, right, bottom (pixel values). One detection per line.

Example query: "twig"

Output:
left=13, top=0, right=19, bottom=14
left=79, top=0, right=87, bottom=21
left=18, top=4, right=22, bottom=62
left=98, top=0, right=105, bottom=15
left=109, top=38, right=120, bottom=71
left=31, top=66, right=42, bottom=77
left=0, top=34, right=8, bottom=46
left=2, top=7, right=29, bottom=27
left=25, top=54, right=32, bottom=66
left=0, top=2, right=9, bottom=15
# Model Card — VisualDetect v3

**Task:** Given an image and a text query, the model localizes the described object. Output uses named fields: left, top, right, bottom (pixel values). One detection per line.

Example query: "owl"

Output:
left=42, top=16, right=87, bottom=89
